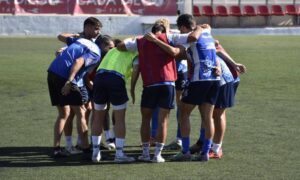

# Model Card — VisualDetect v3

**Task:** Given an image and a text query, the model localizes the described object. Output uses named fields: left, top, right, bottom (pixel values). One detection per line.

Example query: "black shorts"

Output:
left=47, top=72, right=88, bottom=106
left=93, top=72, right=128, bottom=106
left=141, top=85, right=175, bottom=109
left=181, top=81, right=220, bottom=105
left=175, top=72, right=188, bottom=91
left=215, top=82, right=235, bottom=109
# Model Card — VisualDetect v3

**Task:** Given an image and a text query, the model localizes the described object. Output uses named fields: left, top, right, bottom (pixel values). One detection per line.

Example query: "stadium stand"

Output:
left=285, top=5, right=297, bottom=15
left=271, top=5, right=285, bottom=16
left=229, top=5, right=242, bottom=16
left=257, top=5, right=270, bottom=16
left=202, top=5, right=215, bottom=16
left=193, top=5, right=201, bottom=16
left=216, top=5, right=229, bottom=16
left=243, top=5, right=256, bottom=16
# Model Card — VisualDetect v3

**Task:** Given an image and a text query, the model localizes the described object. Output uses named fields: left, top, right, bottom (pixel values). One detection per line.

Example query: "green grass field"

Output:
left=0, top=36, right=299, bottom=179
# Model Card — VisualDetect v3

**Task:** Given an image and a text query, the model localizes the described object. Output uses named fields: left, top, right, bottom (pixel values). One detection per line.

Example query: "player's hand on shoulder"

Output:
left=144, top=32, right=157, bottom=42
left=235, top=63, right=246, bottom=74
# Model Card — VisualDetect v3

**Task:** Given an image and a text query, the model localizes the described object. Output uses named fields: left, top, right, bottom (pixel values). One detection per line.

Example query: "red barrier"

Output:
left=0, top=0, right=177, bottom=15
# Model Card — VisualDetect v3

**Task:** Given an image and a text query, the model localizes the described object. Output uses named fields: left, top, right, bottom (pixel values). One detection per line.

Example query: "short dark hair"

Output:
left=151, top=24, right=166, bottom=34
left=113, top=38, right=122, bottom=47
left=176, top=14, right=195, bottom=30
left=84, top=17, right=102, bottom=28
left=97, top=35, right=113, bottom=47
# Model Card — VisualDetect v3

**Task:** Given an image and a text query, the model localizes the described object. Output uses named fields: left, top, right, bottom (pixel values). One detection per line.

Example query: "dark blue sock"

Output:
left=199, top=128, right=205, bottom=143
left=176, top=107, right=182, bottom=139
left=201, top=139, right=212, bottom=154
left=151, top=107, right=159, bottom=138
left=181, top=137, right=190, bottom=154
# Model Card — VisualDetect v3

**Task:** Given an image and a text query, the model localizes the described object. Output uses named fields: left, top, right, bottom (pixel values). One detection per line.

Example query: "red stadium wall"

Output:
left=0, top=0, right=177, bottom=15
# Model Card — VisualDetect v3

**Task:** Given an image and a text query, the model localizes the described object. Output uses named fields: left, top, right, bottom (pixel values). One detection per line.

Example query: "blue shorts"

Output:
left=93, top=72, right=128, bottom=106
left=233, top=81, right=239, bottom=94
left=141, top=85, right=175, bottom=109
left=47, top=72, right=88, bottom=106
left=181, top=81, right=220, bottom=105
left=175, top=72, right=188, bottom=91
left=215, top=82, right=235, bottom=109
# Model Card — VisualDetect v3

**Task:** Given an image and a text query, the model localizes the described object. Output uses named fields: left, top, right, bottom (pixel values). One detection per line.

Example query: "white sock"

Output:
left=92, top=136, right=101, bottom=152
left=212, top=142, right=222, bottom=153
left=142, top=142, right=150, bottom=156
left=154, top=143, right=164, bottom=157
left=176, top=138, right=182, bottom=146
left=104, top=130, right=110, bottom=141
left=109, top=129, right=115, bottom=139
left=115, top=138, right=125, bottom=157
left=65, top=136, right=73, bottom=148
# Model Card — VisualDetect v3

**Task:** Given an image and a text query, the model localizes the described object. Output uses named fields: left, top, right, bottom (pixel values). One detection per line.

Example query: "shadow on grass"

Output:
left=0, top=146, right=179, bottom=167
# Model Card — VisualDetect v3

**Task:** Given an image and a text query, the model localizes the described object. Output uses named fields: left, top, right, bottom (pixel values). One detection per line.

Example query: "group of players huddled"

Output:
left=47, top=14, right=246, bottom=163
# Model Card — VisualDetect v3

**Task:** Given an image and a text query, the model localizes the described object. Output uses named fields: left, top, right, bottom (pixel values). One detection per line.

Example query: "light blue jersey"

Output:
left=48, top=38, right=101, bottom=86
left=187, top=29, right=220, bottom=82
left=176, top=60, right=188, bottom=73
left=217, top=56, right=234, bottom=86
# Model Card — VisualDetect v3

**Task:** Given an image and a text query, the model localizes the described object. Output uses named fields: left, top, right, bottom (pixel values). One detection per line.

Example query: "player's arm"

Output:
left=130, top=61, right=140, bottom=104
left=61, top=57, right=85, bottom=96
left=187, top=25, right=203, bottom=43
left=117, top=37, right=137, bottom=52
left=84, top=64, right=98, bottom=90
left=175, top=45, right=188, bottom=60
left=217, top=49, right=246, bottom=74
left=55, top=46, right=67, bottom=57
left=57, top=33, right=80, bottom=43
left=144, top=32, right=180, bottom=57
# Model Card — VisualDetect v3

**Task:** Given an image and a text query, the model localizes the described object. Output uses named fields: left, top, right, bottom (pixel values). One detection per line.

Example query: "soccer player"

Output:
left=154, top=19, right=188, bottom=151
left=189, top=40, right=246, bottom=158
left=91, top=45, right=138, bottom=163
left=55, top=17, right=102, bottom=154
left=119, top=23, right=202, bottom=163
left=47, top=35, right=102, bottom=157
left=170, top=14, right=221, bottom=162
left=84, top=35, right=117, bottom=150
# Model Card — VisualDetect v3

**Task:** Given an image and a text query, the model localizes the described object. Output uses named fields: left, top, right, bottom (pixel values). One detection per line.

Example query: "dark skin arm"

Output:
left=61, top=57, right=85, bottom=96
left=144, top=32, right=181, bottom=57
left=57, top=33, right=80, bottom=44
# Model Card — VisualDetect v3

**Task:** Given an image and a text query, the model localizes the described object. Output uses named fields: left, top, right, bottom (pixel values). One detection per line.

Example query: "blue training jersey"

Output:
left=217, top=56, right=234, bottom=86
left=187, top=29, right=220, bottom=82
left=176, top=60, right=188, bottom=73
left=48, top=38, right=101, bottom=87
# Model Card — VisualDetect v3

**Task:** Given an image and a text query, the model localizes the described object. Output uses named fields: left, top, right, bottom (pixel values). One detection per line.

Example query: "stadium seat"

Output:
left=243, top=5, right=256, bottom=16
left=257, top=5, right=270, bottom=16
left=193, top=5, right=201, bottom=16
left=202, top=5, right=215, bottom=16
left=229, top=5, right=242, bottom=16
left=285, top=5, right=298, bottom=15
left=216, top=5, right=228, bottom=16
left=271, top=5, right=284, bottom=16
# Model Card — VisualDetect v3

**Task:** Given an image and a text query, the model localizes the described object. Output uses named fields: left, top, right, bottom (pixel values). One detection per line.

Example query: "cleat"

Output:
left=189, top=141, right=203, bottom=154
left=114, top=154, right=135, bottom=163
left=163, top=140, right=182, bottom=150
left=209, top=148, right=223, bottom=159
left=106, top=139, right=116, bottom=150
left=192, top=153, right=209, bottom=162
left=65, top=146, right=83, bottom=155
left=100, top=142, right=109, bottom=150
left=53, top=147, right=70, bottom=158
left=151, top=155, right=165, bottom=163
left=170, top=152, right=191, bottom=161
left=137, top=154, right=151, bottom=162
left=92, top=150, right=101, bottom=163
